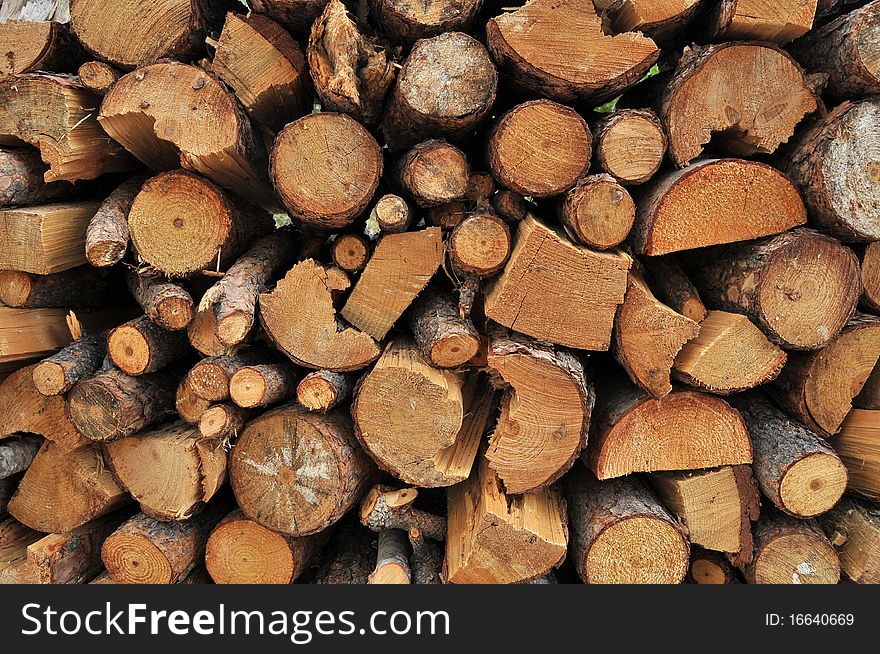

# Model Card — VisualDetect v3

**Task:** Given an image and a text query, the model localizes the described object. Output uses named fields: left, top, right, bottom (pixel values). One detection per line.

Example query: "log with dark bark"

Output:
left=820, top=498, right=880, bottom=584
left=396, top=140, right=470, bottom=208
left=32, top=332, right=106, bottom=396
left=833, top=409, right=880, bottom=499
left=369, top=529, right=411, bottom=584
left=0, top=435, right=41, bottom=480
left=0, top=148, right=73, bottom=207
left=406, top=289, right=480, bottom=368
left=229, top=363, right=297, bottom=408
left=296, top=370, right=355, bottom=413
left=0, top=266, right=111, bottom=309
left=408, top=527, right=442, bottom=584
left=77, top=60, right=120, bottom=95
left=559, top=175, right=635, bottom=250
left=312, top=518, right=376, bottom=584
left=359, top=485, right=446, bottom=542
left=84, top=175, right=146, bottom=268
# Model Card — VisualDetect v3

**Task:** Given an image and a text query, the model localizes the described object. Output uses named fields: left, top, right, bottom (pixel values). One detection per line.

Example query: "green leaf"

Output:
left=273, top=213, right=292, bottom=228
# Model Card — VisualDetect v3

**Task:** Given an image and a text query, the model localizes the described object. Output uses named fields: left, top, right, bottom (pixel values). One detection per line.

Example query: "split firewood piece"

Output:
left=833, top=409, right=880, bottom=499
left=342, top=227, right=444, bottom=340
left=371, top=194, right=412, bottom=234
left=770, top=313, right=880, bottom=436
left=308, top=0, right=395, bottom=126
left=77, top=61, right=120, bottom=95
left=559, top=175, right=635, bottom=250
left=101, top=503, right=227, bottom=584
left=790, top=1, right=880, bottom=100
left=297, top=370, right=355, bottom=413
left=446, top=455, right=567, bottom=584
left=407, top=290, right=480, bottom=368
left=229, top=363, right=297, bottom=409
left=32, top=333, right=106, bottom=396
left=785, top=99, right=880, bottom=241
left=0, top=74, right=134, bottom=181
left=213, top=12, right=310, bottom=132
left=312, top=518, right=376, bottom=584
left=488, top=100, right=590, bottom=198
left=381, top=32, right=497, bottom=152
left=128, top=170, right=273, bottom=277
left=84, top=175, right=146, bottom=268
left=640, top=255, right=706, bottom=323
left=0, top=435, right=41, bottom=480
left=199, top=403, right=250, bottom=440
left=448, top=212, right=512, bottom=279
left=107, top=316, right=189, bottom=376
left=632, top=159, right=806, bottom=255
left=684, top=228, right=860, bottom=351
left=649, top=465, right=759, bottom=566
left=260, top=259, right=380, bottom=371
left=0, top=200, right=101, bottom=274
left=705, top=0, right=818, bottom=42
left=359, top=485, right=446, bottom=542
left=370, top=0, right=483, bottom=44
left=104, top=421, right=226, bottom=521
left=565, top=465, right=689, bottom=584
left=369, top=529, right=411, bottom=584
left=486, top=215, right=631, bottom=349
left=486, top=330, right=593, bottom=494
left=205, top=509, right=326, bottom=584
left=861, top=242, right=880, bottom=312
left=598, top=0, right=704, bottom=45
left=250, top=0, right=328, bottom=34
left=586, top=377, right=753, bottom=479
left=188, top=350, right=267, bottom=402
left=271, top=112, right=382, bottom=229
left=613, top=270, right=700, bottom=398
left=688, top=548, right=739, bottom=585
left=0, top=364, right=88, bottom=450
left=230, top=405, right=375, bottom=536
left=396, top=140, right=470, bottom=208
left=672, top=311, right=788, bottom=394
left=820, top=498, right=880, bottom=584
left=175, top=372, right=212, bottom=425
left=0, top=148, right=74, bottom=207
left=742, top=510, right=840, bottom=584
left=127, top=273, right=193, bottom=332
left=0, top=18, right=82, bottom=78
left=408, top=527, right=442, bottom=584
left=661, top=43, right=817, bottom=167
left=331, top=233, right=371, bottom=274
left=856, top=364, right=880, bottom=409
left=67, top=366, right=181, bottom=442
left=591, top=109, right=666, bottom=186
left=0, top=266, right=111, bottom=309
left=9, top=441, right=129, bottom=533
left=0, top=515, right=42, bottom=583
left=730, top=393, right=847, bottom=518
left=486, top=0, right=659, bottom=104
left=99, top=62, right=275, bottom=207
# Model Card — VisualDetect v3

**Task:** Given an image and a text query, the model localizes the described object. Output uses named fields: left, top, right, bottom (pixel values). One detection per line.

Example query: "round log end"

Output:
left=780, top=452, right=848, bottom=518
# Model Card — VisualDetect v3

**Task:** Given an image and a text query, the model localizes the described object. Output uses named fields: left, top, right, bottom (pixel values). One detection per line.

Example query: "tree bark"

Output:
left=127, top=272, right=194, bottom=331
left=359, top=485, right=446, bottom=542
left=84, top=175, right=146, bottom=267
left=0, top=435, right=41, bottom=480
left=229, top=363, right=296, bottom=409
left=368, top=529, right=411, bottom=584
left=0, top=147, right=74, bottom=207
left=406, top=289, right=480, bottom=368
left=0, top=266, right=112, bottom=308
left=819, top=497, right=880, bottom=584
left=296, top=370, right=355, bottom=413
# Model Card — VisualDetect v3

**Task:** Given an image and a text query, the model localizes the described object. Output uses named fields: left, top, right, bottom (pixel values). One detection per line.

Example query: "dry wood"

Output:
left=188, top=350, right=267, bottom=402
left=705, top=0, right=817, bottom=42
left=312, top=518, right=376, bottom=584
left=397, top=140, right=470, bottom=208
left=0, top=435, right=41, bottom=480
left=176, top=372, right=213, bottom=424
left=688, top=547, right=738, bottom=584
left=84, top=175, right=145, bottom=267
left=199, top=403, right=250, bottom=440
left=466, top=172, right=496, bottom=207
left=108, top=315, right=189, bottom=376
left=861, top=241, right=880, bottom=312
left=855, top=358, right=880, bottom=409
left=359, top=485, right=446, bottom=542
left=427, top=200, right=468, bottom=230
left=598, top=0, right=703, bottom=45
left=406, top=289, right=480, bottom=368
left=0, top=266, right=111, bottom=308
left=127, top=273, right=193, bottom=331
left=833, top=409, right=880, bottom=499
left=820, top=498, right=880, bottom=584
left=297, top=370, right=354, bottom=413
left=229, top=363, right=296, bottom=408
left=592, top=109, right=666, bottom=186
left=370, top=0, right=483, bottom=44
left=0, top=515, right=42, bottom=583
left=0, top=18, right=82, bottom=78
left=331, top=233, right=371, bottom=274
left=559, top=175, right=635, bottom=250
left=32, top=332, right=105, bottom=396
left=492, top=190, right=528, bottom=224
left=187, top=304, right=228, bottom=358
left=448, top=212, right=511, bottom=279
left=371, top=194, right=412, bottom=234
left=640, top=255, right=707, bottom=323
left=369, top=529, right=411, bottom=584
left=0, top=147, right=73, bottom=207
left=251, top=0, right=328, bottom=34
left=77, top=60, right=119, bottom=95
left=408, top=527, right=442, bottom=584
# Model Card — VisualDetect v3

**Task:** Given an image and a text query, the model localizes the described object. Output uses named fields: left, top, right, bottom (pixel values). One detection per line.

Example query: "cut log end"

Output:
left=560, top=175, right=635, bottom=250
left=593, top=109, right=666, bottom=186
left=448, top=213, right=512, bottom=277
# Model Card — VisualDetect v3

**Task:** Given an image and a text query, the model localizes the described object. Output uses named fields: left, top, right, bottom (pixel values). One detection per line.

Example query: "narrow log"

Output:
left=77, top=61, right=120, bottom=95
left=408, top=527, right=442, bottom=585
left=0, top=435, right=41, bottom=480
left=466, top=172, right=496, bottom=207
left=407, top=290, right=480, bottom=368
left=492, top=190, right=528, bottom=224
left=107, top=316, right=189, bottom=376
left=229, top=363, right=296, bottom=409
left=640, top=255, right=707, bottom=323
left=559, top=175, right=635, bottom=250
left=448, top=213, right=511, bottom=278
left=175, top=372, right=213, bottom=425
left=296, top=370, right=354, bottom=413
left=0, top=266, right=111, bottom=309
left=359, top=485, right=446, bottom=542
left=820, top=498, right=880, bottom=584
left=833, top=409, right=880, bottom=499
left=592, top=109, right=666, bottom=186
left=688, top=548, right=739, bottom=585
left=371, top=194, right=412, bottom=234
left=188, top=349, right=267, bottom=402
left=331, top=234, right=371, bottom=274
left=369, top=529, right=411, bottom=584
left=127, top=273, right=194, bottom=331
left=199, top=403, right=250, bottom=440
left=0, top=148, right=73, bottom=207
left=427, top=200, right=468, bottom=230
left=370, top=0, right=484, bottom=44
left=396, top=140, right=470, bottom=208
left=84, top=175, right=145, bottom=268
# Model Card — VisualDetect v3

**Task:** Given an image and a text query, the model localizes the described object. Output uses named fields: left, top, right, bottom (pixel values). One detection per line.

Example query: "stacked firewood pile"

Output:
left=1, top=0, right=879, bottom=585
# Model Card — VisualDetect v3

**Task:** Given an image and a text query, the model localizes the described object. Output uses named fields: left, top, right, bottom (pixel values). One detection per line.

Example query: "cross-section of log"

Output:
left=175, top=372, right=212, bottom=425
left=492, top=190, right=528, bottom=224
left=128, top=171, right=272, bottom=277
left=0, top=435, right=40, bottom=480
left=0, top=266, right=110, bottom=308
left=614, top=270, right=700, bottom=398
left=820, top=498, right=880, bottom=584
left=78, top=61, right=120, bottom=95
left=0, top=200, right=100, bottom=274
left=742, top=510, right=840, bottom=584
left=861, top=242, right=880, bottom=312
left=640, top=255, right=707, bottom=323
left=32, top=332, right=106, bottom=396
left=770, top=313, right=880, bottom=436
left=598, top=0, right=703, bottom=45
left=673, top=311, right=788, bottom=394
left=331, top=234, right=370, bottom=273
left=785, top=99, right=880, bottom=241
left=0, top=74, right=134, bottom=181
left=446, top=455, right=567, bottom=584
left=448, top=212, right=512, bottom=278
left=632, top=159, right=806, bottom=255
left=0, top=19, right=81, bottom=79
left=213, top=12, right=310, bottom=132
left=229, top=363, right=296, bottom=409
left=559, top=175, right=635, bottom=250
left=199, top=403, right=249, bottom=440
left=684, top=228, right=860, bottom=351
left=250, top=0, right=327, bottom=34
left=229, top=405, right=375, bottom=536
left=359, top=485, right=446, bottom=541
left=187, top=350, right=263, bottom=403
left=586, top=379, right=753, bottom=479
left=107, top=316, right=189, bottom=376
left=661, top=43, right=817, bottom=167
left=705, top=0, right=817, bottom=42
left=381, top=32, right=497, bottom=152
left=127, top=273, right=193, bottom=331
left=205, top=509, right=325, bottom=584
left=396, top=140, right=470, bottom=208
left=271, top=112, right=383, bottom=229
left=308, top=0, right=395, bottom=126
left=790, top=1, right=880, bottom=100
left=371, top=194, right=412, bottom=234
left=99, top=62, right=275, bottom=207
left=565, top=465, right=689, bottom=584
left=833, top=409, right=880, bottom=499
left=9, top=441, right=129, bottom=533
left=0, top=148, right=74, bottom=207
left=104, top=421, right=226, bottom=521
left=84, top=176, right=145, bottom=268
left=260, top=259, right=380, bottom=371
left=650, top=465, right=759, bottom=564
left=592, top=109, right=666, bottom=186
left=369, top=529, right=411, bottom=584
left=297, top=370, right=354, bottom=413
left=370, top=0, right=483, bottom=44
left=341, top=227, right=444, bottom=340
left=486, top=330, right=593, bottom=493
left=406, top=290, right=480, bottom=368
left=486, top=0, right=659, bottom=104
left=485, top=215, right=631, bottom=350
left=688, top=547, right=738, bottom=584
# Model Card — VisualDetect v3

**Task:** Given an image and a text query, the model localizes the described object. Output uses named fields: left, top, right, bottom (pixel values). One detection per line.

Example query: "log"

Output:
left=833, top=409, right=880, bottom=499
left=672, top=311, right=788, bottom=394
left=0, top=74, right=134, bottom=181
left=205, top=509, right=325, bottom=584
left=0, top=266, right=111, bottom=308
left=613, top=270, right=700, bottom=398
left=0, top=515, right=41, bottom=583
left=426, top=200, right=468, bottom=230
left=199, top=403, right=250, bottom=440
left=380, top=32, right=497, bottom=152
left=408, top=527, right=442, bottom=584
left=77, top=60, right=119, bottom=95
left=369, top=529, right=411, bottom=584
left=448, top=212, right=511, bottom=278
left=84, top=175, right=145, bottom=268
left=213, top=12, right=310, bottom=132
left=229, top=363, right=297, bottom=408
left=730, top=393, right=847, bottom=518
left=591, top=109, right=666, bottom=186
left=466, top=172, right=496, bottom=207
left=188, top=350, right=267, bottom=402
left=661, top=43, right=818, bottom=167
left=446, top=454, right=567, bottom=584
left=9, top=441, right=129, bottom=532
left=296, top=370, right=354, bottom=413
left=32, top=332, right=106, bottom=396
left=684, top=227, right=861, bottom=351
left=598, top=0, right=704, bottom=45
left=128, top=170, right=273, bottom=277
left=486, top=0, right=659, bottom=104
left=559, top=174, right=635, bottom=250
left=820, top=498, right=880, bottom=584
left=104, top=420, right=226, bottom=521
left=688, top=548, right=738, bottom=584
left=486, top=329, right=593, bottom=494
left=176, top=372, right=213, bottom=425
left=0, top=148, right=73, bottom=207
left=406, top=289, right=480, bottom=368
left=485, top=215, right=631, bottom=350
left=187, top=304, right=228, bottom=358
left=396, top=140, right=470, bottom=208
left=855, top=359, right=880, bottom=410
left=861, top=241, right=880, bottom=312
left=260, top=259, right=380, bottom=371
left=0, top=19, right=82, bottom=79
left=230, top=405, right=375, bottom=536
left=631, top=159, right=807, bottom=255
left=492, top=190, right=528, bottom=224
left=359, top=485, right=446, bottom=542
left=743, top=510, right=840, bottom=584
left=127, top=272, right=193, bottom=331
left=371, top=194, right=412, bottom=234
left=307, top=0, right=395, bottom=126
left=705, top=0, right=817, bottom=42
left=107, top=315, right=189, bottom=376
left=564, top=465, right=689, bottom=584
left=0, top=435, right=41, bottom=480
left=370, top=0, right=483, bottom=44
left=331, top=233, right=371, bottom=274
left=250, top=0, right=327, bottom=34
left=640, top=255, right=707, bottom=323
left=341, top=227, right=445, bottom=340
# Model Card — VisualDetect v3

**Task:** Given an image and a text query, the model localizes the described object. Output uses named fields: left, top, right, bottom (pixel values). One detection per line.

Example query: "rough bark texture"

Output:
left=107, top=315, right=189, bottom=376
left=32, top=332, right=106, bottom=395
left=407, top=289, right=480, bottom=368
left=408, top=526, right=443, bottom=584
left=369, top=528, right=411, bottom=584
left=0, top=435, right=41, bottom=480
left=84, top=175, right=145, bottom=267
left=296, top=370, right=354, bottom=413
left=359, top=485, right=446, bottom=541
left=0, top=266, right=111, bottom=309
left=127, top=272, right=194, bottom=331
left=229, top=363, right=297, bottom=408
left=0, top=147, right=74, bottom=207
